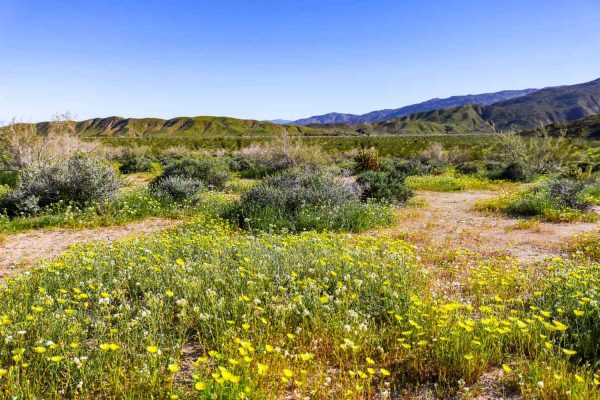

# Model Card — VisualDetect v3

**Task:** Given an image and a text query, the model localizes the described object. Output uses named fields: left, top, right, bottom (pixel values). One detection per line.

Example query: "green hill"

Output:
left=32, top=116, right=336, bottom=138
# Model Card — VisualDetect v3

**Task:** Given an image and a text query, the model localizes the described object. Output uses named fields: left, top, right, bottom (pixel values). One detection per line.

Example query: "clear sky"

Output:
left=1, top=0, right=599, bottom=122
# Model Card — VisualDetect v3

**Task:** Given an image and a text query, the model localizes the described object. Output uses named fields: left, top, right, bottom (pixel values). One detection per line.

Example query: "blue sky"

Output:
left=1, top=0, right=599, bottom=122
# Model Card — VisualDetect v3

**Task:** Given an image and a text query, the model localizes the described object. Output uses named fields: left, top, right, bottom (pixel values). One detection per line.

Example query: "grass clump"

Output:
left=232, top=167, right=392, bottom=232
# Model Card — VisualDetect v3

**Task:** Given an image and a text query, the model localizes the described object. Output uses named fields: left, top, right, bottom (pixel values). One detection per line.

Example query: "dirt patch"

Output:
left=372, top=190, right=599, bottom=262
left=0, top=218, right=182, bottom=276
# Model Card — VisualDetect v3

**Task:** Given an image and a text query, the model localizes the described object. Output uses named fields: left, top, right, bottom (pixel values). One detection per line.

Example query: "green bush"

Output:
left=500, top=162, right=532, bottom=182
left=0, top=170, right=18, bottom=187
left=149, top=175, right=204, bottom=202
left=119, top=156, right=153, bottom=174
left=1, top=154, right=122, bottom=216
left=228, top=156, right=279, bottom=179
left=456, top=162, right=481, bottom=175
left=156, top=157, right=230, bottom=190
left=357, top=171, right=413, bottom=203
left=232, top=167, right=390, bottom=232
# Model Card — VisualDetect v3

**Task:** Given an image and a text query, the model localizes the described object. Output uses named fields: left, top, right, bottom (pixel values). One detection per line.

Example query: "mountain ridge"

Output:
left=290, top=89, right=538, bottom=125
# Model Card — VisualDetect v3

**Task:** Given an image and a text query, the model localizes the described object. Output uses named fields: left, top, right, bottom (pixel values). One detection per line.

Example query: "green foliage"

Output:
left=118, top=155, right=153, bottom=174
left=500, top=161, right=532, bottom=182
left=157, top=157, right=230, bottom=190
left=0, top=170, right=18, bottom=187
left=149, top=176, right=204, bottom=202
left=232, top=167, right=390, bottom=232
left=356, top=171, right=413, bottom=203
left=2, top=154, right=122, bottom=216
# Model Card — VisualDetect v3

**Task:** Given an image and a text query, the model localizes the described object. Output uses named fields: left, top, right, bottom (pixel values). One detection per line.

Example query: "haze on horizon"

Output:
left=1, top=0, right=599, bottom=123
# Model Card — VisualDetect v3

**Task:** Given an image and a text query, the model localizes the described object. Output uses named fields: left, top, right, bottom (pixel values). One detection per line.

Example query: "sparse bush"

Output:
left=149, top=175, right=204, bottom=202
left=357, top=171, right=413, bottom=203
left=353, top=147, right=381, bottom=172
left=157, top=157, right=230, bottom=189
left=562, top=164, right=593, bottom=182
left=549, top=179, right=589, bottom=211
left=2, top=154, right=122, bottom=215
left=119, top=156, right=154, bottom=174
left=0, top=114, right=99, bottom=170
left=495, top=126, right=574, bottom=174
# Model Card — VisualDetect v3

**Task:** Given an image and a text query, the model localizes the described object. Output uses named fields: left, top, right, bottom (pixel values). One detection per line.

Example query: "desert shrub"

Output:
left=156, top=157, right=230, bottom=190
left=562, top=164, right=593, bottom=182
left=357, top=170, right=413, bottom=203
left=149, top=175, right=204, bottom=202
left=2, top=154, right=122, bottom=215
left=456, top=162, right=481, bottom=175
left=119, top=155, right=153, bottom=174
left=353, top=147, right=381, bottom=172
left=495, top=127, right=574, bottom=174
left=500, top=161, right=532, bottom=182
left=396, top=159, right=438, bottom=176
left=232, top=167, right=390, bottom=232
left=228, top=156, right=279, bottom=179
left=549, top=179, right=589, bottom=211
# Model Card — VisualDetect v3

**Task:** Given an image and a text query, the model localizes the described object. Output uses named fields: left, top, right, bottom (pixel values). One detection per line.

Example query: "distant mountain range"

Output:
left=286, top=89, right=538, bottom=125
left=310, top=77, right=600, bottom=135
left=23, top=77, right=600, bottom=138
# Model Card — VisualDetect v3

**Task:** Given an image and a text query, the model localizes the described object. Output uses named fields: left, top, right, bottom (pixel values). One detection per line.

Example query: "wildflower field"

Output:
left=0, top=214, right=598, bottom=399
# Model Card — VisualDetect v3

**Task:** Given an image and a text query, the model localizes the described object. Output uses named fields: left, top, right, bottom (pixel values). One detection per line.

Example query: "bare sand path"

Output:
left=0, top=218, right=182, bottom=276
left=372, top=190, right=599, bottom=262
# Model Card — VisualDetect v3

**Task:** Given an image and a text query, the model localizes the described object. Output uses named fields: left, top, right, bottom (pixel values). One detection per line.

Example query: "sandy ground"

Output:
left=373, top=190, right=599, bottom=262
left=0, top=218, right=181, bottom=276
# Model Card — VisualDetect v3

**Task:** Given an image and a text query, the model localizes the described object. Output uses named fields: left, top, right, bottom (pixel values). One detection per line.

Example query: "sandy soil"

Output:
left=0, top=218, right=182, bottom=276
left=373, top=190, right=599, bottom=262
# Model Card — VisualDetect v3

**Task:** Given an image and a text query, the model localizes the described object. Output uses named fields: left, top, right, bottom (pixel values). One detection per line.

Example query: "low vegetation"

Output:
left=1, top=119, right=600, bottom=398
left=0, top=215, right=597, bottom=398
left=476, top=177, right=600, bottom=222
